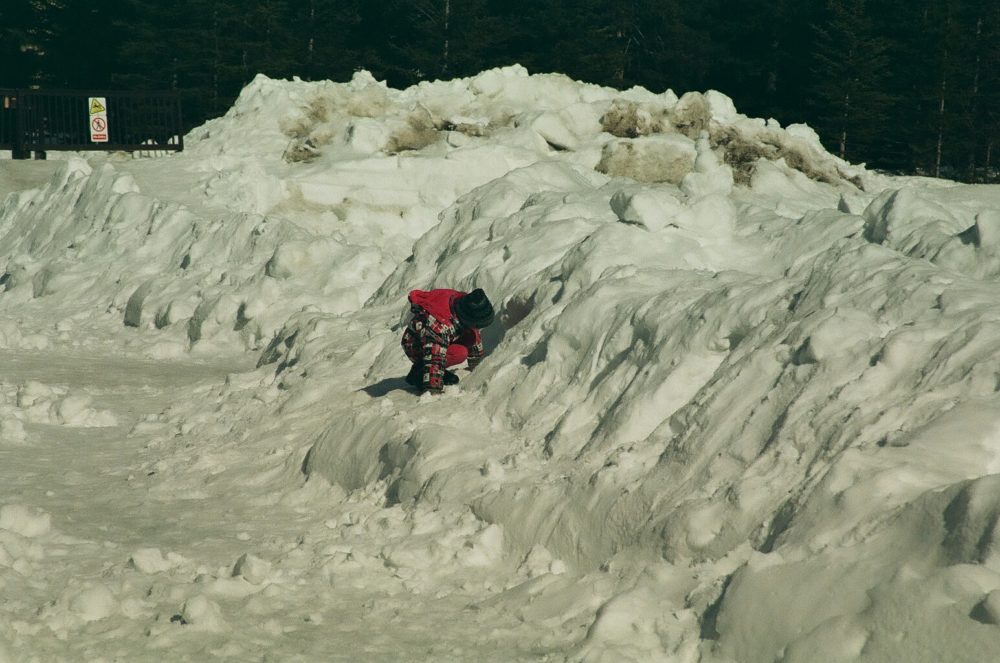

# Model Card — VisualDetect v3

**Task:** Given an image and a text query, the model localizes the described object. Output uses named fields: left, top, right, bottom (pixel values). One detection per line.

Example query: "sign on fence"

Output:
left=89, top=97, right=109, bottom=143
left=0, top=89, right=183, bottom=157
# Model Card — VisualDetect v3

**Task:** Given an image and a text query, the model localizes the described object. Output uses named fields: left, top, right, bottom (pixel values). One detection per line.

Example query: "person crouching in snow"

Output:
left=402, top=288, right=495, bottom=393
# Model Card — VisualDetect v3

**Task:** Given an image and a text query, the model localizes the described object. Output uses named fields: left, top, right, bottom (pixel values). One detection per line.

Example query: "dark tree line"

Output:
left=3, top=0, right=998, bottom=181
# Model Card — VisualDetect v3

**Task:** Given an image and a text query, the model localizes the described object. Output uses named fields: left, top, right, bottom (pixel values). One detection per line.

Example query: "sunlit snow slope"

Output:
left=2, top=66, right=1000, bottom=662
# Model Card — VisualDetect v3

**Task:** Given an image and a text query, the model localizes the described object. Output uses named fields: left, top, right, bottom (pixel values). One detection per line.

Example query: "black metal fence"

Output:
left=0, top=89, right=183, bottom=158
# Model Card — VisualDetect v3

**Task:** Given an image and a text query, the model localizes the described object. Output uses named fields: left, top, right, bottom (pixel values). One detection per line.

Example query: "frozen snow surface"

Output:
left=2, top=67, right=1000, bottom=662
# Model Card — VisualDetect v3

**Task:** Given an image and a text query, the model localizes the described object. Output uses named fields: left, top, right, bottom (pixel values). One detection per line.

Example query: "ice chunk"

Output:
left=180, top=594, right=227, bottom=631
left=975, top=210, right=1000, bottom=248
left=129, top=547, right=182, bottom=574
left=609, top=187, right=684, bottom=231
left=232, top=553, right=272, bottom=585
left=0, top=505, right=51, bottom=538
left=69, top=585, right=118, bottom=622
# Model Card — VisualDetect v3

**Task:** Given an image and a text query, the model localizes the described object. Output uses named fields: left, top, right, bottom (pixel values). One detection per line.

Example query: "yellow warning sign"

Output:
left=88, top=97, right=109, bottom=142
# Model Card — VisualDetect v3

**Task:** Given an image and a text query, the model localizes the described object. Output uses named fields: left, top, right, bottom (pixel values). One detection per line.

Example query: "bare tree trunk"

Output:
left=935, top=70, right=946, bottom=178
left=934, top=10, right=952, bottom=179
left=767, top=8, right=781, bottom=97
left=969, top=17, right=982, bottom=179
left=840, top=91, right=850, bottom=159
left=264, top=0, right=273, bottom=66
left=608, top=0, right=636, bottom=84
left=212, top=7, right=220, bottom=111
left=442, top=0, right=450, bottom=76
left=766, top=60, right=778, bottom=95
left=307, top=0, right=316, bottom=77
left=615, top=32, right=628, bottom=87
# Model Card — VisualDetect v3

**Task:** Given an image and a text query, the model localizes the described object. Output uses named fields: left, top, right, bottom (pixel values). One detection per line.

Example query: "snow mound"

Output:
left=3, top=65, right=1000, bottom=661
left=12, top=381, right=117, bottom=427
left=0, top=67, right=865, bottom=359
left=233, top=71, right=1000, bottom=661
left=197, top=67, right=863, bottom=193
left=863, top=184, right=1000, bottom=278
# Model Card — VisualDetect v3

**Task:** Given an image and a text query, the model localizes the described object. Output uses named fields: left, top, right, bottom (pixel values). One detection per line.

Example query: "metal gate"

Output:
left=0, top=89, right=183, bottom=157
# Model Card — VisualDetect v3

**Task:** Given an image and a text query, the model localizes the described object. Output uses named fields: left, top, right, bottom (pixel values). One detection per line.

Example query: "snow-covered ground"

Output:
left=2, top=66, right=1000, bottom=662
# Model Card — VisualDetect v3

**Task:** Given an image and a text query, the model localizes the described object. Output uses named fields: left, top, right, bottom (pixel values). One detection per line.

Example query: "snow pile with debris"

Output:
left=1, top=66, right=1000, bottom=662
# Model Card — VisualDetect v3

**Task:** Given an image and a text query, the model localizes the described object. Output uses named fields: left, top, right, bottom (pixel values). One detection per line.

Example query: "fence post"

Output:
left=13, top=90, right=27, bottom=159
left=175, top=95, right=185, bottom=151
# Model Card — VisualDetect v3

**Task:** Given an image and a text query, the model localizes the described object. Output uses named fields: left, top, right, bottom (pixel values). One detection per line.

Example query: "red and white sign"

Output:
left=89, top=97, right=108, bottom=143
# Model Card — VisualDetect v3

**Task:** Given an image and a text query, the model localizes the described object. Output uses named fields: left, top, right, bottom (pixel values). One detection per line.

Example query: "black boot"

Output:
left=405, top=363, right=423, bottom=387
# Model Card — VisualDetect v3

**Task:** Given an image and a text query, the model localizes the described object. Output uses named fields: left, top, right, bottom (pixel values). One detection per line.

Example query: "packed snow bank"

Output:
left=863, top=183, right=1000, bottom=278
left=0, top=160, right=61, bottom=198
left=240, top=71, right=999, bottom=661
left=3, top=66, right=1000, bottom=662
left=0, top=156, right=401, bottom=354
left=274, top=159, right=1000, bottom=660
left=0, top=67, right=865, bottom=357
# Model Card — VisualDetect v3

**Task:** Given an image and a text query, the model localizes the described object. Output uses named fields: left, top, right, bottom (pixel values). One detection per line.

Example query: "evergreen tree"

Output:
left=1, top=0, right=991, bottom=180
left=41, top=0, right=125, bottom=89
left=236, top=0, right=298, bottom=81
left=626, top=0, right=717, bottom=95
left=444, top=0, right=510, bottom=78
left=538, top=0, right=635, bottom=85
left=0, top=1, right=45, bottom=87
left=863, top=0, right=923, bottom=172
left=706, top=0, right=784, bottom=118
left=808, top=0, right=894, bottom=163
left=389, top=0, right=459, bottom=79
left=287, top=0, right=364, bottom=83
left=478, top=0, right=550, bottom=74
left=113, top=1, right=190, bottom=91
left=950, top=0, right=1000, bottom=180
left=921, top=0, right=962, bottom=177
left=978, top=3, right=1000, bottom=180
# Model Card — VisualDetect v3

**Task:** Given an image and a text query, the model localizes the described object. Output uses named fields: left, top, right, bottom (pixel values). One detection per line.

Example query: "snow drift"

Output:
left=2, top=66, right=1000, bottom=662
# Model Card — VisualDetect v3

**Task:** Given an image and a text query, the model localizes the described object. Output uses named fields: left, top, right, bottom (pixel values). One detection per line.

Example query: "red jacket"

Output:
left=402, top=289, right=484, bottom=391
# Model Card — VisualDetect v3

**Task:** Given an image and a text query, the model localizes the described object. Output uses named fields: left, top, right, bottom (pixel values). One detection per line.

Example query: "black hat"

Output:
left=454, top=288, right=494, bottom=329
